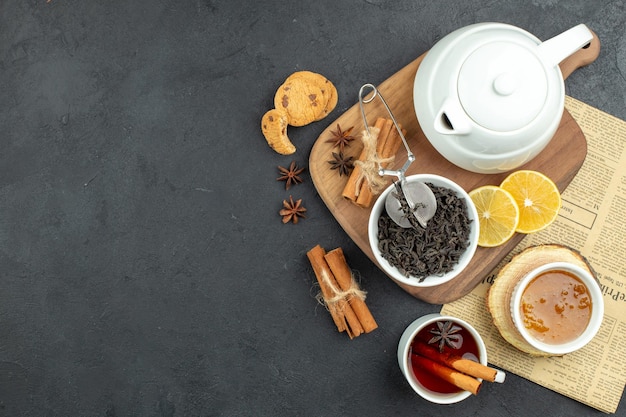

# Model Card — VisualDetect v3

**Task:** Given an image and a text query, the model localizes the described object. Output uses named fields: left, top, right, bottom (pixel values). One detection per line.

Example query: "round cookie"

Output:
left=285, top=71, right=338, bottom=120
left=274, top=77, right=325, bottom=127
left=320, top=80, right=338, bottom=120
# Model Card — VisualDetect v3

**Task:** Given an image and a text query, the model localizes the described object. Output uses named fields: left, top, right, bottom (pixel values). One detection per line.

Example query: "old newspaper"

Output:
left=441, top=97, right=626, bottom=414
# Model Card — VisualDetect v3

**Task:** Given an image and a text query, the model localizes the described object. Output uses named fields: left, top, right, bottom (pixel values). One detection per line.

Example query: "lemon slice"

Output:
left=500, top=170, right=561, bottom=234
left=469, top=185, right=520, bottom=247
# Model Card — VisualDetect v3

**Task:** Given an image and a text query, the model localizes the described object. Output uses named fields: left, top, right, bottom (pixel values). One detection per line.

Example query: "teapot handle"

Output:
left=559, top=29, right=600, bottom=80
left=537, top=24, right=593, bottom=69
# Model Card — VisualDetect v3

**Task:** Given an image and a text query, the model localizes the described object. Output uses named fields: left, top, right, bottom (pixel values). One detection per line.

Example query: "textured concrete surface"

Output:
left=1, top=1, right=625, bottom=416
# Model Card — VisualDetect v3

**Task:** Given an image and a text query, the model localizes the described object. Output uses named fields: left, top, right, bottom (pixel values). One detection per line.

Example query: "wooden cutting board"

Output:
left=309, top=34, right=600, bottom=304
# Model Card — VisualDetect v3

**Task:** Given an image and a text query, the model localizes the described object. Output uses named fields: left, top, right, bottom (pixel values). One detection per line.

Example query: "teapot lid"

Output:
left=457, top=41, right=549, bottom=132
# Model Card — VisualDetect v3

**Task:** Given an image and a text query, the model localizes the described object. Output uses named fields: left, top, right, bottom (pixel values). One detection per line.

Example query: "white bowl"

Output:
left=397, top=314, right=487, bottom=404
left=510, top=261, right=604, bottom=355
left=368, top=174, right=479, bottom=288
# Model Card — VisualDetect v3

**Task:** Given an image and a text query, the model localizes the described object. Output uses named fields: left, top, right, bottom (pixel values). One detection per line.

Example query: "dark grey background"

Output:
left=1, top=0, right=625, bottom=416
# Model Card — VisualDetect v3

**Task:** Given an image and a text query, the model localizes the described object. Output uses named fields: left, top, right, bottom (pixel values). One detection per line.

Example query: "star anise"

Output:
left=326, top=123, right=356, bottom=152
left=279, top=195, right=306, bottom=224
left=428, top=320, right=464, bottom=352
left=277, top=161, right=305, bottom=190
left=327, top=151, right=354, bottom=177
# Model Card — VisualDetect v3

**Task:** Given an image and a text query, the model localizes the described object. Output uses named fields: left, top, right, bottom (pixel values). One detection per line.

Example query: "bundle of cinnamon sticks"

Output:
left=342, top=117, right=405, bottom=208
left=306, top=245, right=378, bottom=339
left=412, top=340, right=506, bottom=395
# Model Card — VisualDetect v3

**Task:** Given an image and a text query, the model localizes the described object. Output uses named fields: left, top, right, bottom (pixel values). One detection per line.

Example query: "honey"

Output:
left=520, top=269, right=592, bottom=345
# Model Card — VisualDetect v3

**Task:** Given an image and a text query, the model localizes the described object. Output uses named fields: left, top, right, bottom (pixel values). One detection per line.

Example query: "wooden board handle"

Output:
left=559, top=29, right=600, bottom=80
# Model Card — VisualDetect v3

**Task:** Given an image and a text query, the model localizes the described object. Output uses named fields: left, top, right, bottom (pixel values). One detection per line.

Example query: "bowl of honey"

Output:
left=397, top=314, right=495, bottom=404
left=510, top=261, right=604, bottom=355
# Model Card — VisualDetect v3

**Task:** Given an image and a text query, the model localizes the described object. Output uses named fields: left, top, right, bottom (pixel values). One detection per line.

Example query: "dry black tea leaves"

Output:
left=377, top=182, right=472, bottom=281
left=328, top=151, right=354, bottom=177
left=280, top=195, right=306, bottom=224
left=277, top=161, right=305, bottom=190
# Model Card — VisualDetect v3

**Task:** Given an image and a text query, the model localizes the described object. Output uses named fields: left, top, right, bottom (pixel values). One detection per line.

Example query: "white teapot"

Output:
left=413, top=23, right=594, bottom=174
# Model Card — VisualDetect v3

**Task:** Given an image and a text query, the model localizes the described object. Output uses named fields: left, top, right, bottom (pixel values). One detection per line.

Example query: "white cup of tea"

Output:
left=397, top=314, right=488, bottom=404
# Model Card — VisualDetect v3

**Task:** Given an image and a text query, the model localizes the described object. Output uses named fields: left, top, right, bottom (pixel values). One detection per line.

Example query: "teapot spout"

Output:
left=434, top=98, right=472, bottom=135
left=537, top=24, right=593, bottom=68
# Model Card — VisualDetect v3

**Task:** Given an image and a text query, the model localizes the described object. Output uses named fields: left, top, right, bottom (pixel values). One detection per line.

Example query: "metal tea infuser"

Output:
left=358, top=83, right=437, bottom=228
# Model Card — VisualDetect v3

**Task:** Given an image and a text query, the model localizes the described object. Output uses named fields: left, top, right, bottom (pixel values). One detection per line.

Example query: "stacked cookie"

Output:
left=262, top=71, right=337, bottom=155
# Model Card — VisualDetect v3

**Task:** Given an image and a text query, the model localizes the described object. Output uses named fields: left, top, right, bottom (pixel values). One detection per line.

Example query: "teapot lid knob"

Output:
left=493, top=73, right=518, bottom=96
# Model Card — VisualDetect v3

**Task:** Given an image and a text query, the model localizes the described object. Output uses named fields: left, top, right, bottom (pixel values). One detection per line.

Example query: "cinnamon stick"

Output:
left=324, top=248, right=378, bottom=333
left=342, top=117, right=387, bottom=204
left=411, top=354, right=482, bottom=396
left=354, top=119, right=393, bottom=208
left=356, top=122, right=405, bottom=208
left=341, top=117, right=405, bottom=208
left=412, top=341, right=505, bottom=383
left=375, top=118, right=395, bottom=155
left=306, top=245, right=363, bottom=339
